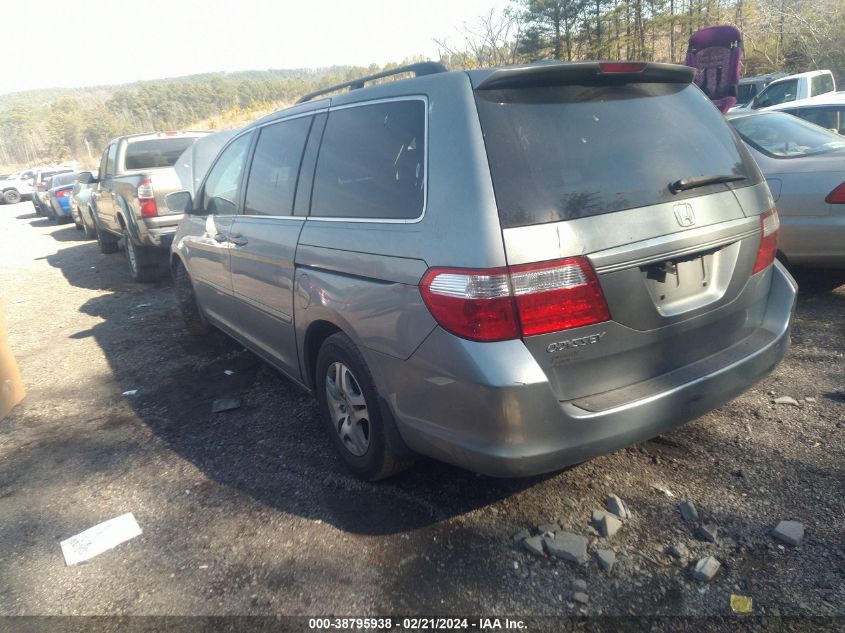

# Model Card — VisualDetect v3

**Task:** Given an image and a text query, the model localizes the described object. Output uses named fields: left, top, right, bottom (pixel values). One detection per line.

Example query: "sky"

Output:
left=0, top=0, right=509, bottom=95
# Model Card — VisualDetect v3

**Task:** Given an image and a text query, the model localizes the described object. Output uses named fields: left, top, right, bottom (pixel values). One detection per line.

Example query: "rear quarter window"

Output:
left=811, top=74, right=835, bottom=96
left=476, top=83, right=762, bottom=228
left=310, top=99, right=426, bottom=220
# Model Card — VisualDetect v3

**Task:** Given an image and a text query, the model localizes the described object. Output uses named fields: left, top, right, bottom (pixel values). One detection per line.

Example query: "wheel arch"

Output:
left=302, top=320, right=344, bottom=391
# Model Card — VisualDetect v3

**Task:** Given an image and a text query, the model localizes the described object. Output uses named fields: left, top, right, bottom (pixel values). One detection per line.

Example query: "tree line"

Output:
left=1, top=0, right=842, bottom=170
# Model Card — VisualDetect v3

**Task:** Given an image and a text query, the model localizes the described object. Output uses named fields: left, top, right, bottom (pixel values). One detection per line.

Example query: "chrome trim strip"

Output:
left=592, top=220, right=760, bottom=274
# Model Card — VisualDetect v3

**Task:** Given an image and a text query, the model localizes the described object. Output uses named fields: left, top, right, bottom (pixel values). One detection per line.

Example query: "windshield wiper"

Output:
left=669, top=174, right=746, bottom=194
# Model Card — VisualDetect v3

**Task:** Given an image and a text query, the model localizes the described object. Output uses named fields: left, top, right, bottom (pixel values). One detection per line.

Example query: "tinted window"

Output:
left=244, top=117, right=311, bottom=216
left=754, top=79, right=798, bottom=109
left=476, top=83, right=761, bottom=228
left=811, top=74, right=834, bottom=97
left=731, top=113, right=845, bottom=158
left=200, top=133, right=252, bottom=215
left=311, top=100, right=425, bottom=220
left=124, top=138, right=196, bottom=170
left=798, top=106, right=845, bottom=134
left=735, top=83, right=759, bottom=106
left=50, top=172, right=79, bottom=187
left=105, top=143, right=118, bottom=176
left=98, top=147, right=109, bottom=179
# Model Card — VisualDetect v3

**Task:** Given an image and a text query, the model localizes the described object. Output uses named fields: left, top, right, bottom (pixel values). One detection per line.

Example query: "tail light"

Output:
left=752, top=208, right=780, bottom=274
left=137, top=178, right=158, bottom=218
left=420, top=257, right=610, bottom=342
left=824, top=182, right=845, bottom=204
left=56, top=189, right=71, bottom=198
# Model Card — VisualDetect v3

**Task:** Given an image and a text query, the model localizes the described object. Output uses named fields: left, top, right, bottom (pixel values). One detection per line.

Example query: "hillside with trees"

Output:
left=1, top=0, right=842, bottom=170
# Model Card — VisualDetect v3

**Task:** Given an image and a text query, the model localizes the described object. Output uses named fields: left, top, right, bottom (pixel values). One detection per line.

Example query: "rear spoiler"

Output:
left=474, top=61, right=695, bottom=91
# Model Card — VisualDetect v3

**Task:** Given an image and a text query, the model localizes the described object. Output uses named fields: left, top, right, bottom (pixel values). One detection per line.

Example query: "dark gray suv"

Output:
left=168, top=61, right=797, bottom=480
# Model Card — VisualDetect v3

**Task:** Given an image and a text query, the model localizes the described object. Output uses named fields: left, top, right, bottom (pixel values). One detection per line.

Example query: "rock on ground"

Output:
left=691, top=556, right=721, bottom=582
left=211, top=397, right=242, bottom=413
left=511, top=529, right=530, bottom=546
left=696, top=524, right=718, bottom=542
left=772, top=521, right=805, bottom=546
left=544, top=532, right=589, bottom=564
left=605, top=495, right=630, bottom=520
left=596, top=549, right=615, bottom=572
left=667, top=543, right=689, bottom=559
left=678, top=501, right=699, bottom=522
left=592, top=510, right=622, bottom=537
left=522, top=535, right=545, bottom=556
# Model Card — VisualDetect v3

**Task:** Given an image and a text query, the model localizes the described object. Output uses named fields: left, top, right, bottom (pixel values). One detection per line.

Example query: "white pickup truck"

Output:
left=730, top=69, right=836, bottom=112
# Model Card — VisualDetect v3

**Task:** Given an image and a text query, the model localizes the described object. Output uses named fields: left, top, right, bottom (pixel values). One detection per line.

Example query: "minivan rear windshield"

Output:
left=475, top=83, right=762, bottom=228
left=124, top=138, right=196, bottom=171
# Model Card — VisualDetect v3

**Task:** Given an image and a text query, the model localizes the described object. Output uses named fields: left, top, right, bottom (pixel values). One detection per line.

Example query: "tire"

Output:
left=175, top=262, right=213, bottom=336
left=316, top=332, right=414, bottom=480
left=123, top=227, right=165, bottom=283
left=96, top=221, right=120, bottom=254
left=3, top=189, right=20, bottom=205
left=72, top=206, right=83, bottom=230
left=82, top=208, right=97, bottom=239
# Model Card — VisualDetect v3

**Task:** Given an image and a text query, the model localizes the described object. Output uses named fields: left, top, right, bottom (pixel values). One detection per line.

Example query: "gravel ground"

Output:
left=0, top=202, right=843, bottom=623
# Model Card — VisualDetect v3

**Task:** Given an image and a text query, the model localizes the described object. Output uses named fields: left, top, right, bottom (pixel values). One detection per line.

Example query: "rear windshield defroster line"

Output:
left=475, top=83, right=762, bottom=229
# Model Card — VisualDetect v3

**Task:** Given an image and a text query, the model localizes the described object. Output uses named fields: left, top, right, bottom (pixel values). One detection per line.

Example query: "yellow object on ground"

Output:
left=730, top=594, right=753, bottom=613
left=0, top=301, right=25, bottom=420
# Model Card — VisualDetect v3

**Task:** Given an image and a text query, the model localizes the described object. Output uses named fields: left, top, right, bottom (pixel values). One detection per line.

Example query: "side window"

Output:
left=243, top=117, right=312, bottom=216
left=754, top=80, right=798, bottom=109
left=800, top=107, right=844, bottom=134
left=98, top=147, right=109, bottom=180
left=105, top=143, right=118, bottom=177
left=311, top=99, right=426, bottom=220
left=199, top=132, right=252, bottom=215
left=811, top=74, right=834, bottom=97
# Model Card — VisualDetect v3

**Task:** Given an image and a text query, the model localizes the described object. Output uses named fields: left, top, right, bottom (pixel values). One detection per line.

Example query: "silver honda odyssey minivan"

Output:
left=168, top=61, right=797, bottom=480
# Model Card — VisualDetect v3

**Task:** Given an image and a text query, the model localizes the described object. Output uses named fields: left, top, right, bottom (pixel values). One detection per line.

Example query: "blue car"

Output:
left=47, top=172, right=84, bottom=223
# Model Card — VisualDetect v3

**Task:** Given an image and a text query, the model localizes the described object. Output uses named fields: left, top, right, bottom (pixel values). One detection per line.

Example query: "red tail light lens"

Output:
left=824, top=182, right=845, bottom=204
left=56, top=189, right=71, bottom=198
left=599, top=62, right=647, bottom=73
left=419, top=267, right=518, bottom=342
left=420, top=257, right=610, bottom=342
left=510, top=259, right=611, bottom=335
left=137, top=177, right=158, bottom=218
left=752, top=208, right=780, bottom=275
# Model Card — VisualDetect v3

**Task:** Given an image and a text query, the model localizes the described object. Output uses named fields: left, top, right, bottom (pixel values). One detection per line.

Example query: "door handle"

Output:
left=229, top=234, right=248, bottom=247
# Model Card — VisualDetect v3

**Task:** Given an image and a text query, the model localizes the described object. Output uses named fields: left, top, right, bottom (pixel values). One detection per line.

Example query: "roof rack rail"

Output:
left=296, top=61, right=448, bottom=104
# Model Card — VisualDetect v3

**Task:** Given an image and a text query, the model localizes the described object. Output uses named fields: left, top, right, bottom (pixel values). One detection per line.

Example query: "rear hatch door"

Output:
left=473, top=63, right=774, bottom=404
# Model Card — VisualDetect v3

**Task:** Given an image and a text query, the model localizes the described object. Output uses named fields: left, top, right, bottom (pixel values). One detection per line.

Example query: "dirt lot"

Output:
left=0, top=202, right=843, bottom=623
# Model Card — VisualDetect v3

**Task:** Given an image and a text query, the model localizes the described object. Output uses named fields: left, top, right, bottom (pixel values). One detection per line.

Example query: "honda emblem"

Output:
left=673, top=203, right=696, bottom=227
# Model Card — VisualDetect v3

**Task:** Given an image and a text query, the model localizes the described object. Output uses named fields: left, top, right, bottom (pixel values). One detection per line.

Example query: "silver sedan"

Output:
left=728, top=111, right=845, bottom=269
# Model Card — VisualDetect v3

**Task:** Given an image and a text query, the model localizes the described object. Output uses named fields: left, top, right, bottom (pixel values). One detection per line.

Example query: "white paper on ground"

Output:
left=60, top=512, right=142, bottom=566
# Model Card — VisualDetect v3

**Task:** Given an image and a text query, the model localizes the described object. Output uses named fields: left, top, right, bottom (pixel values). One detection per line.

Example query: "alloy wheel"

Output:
left=325, top=362, right=370, bottom=456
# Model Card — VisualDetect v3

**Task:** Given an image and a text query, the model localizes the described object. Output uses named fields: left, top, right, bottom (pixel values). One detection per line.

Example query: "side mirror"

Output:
left=77, top=171, right=96, bottom=184
left=165, top=190, right=193, bottom=213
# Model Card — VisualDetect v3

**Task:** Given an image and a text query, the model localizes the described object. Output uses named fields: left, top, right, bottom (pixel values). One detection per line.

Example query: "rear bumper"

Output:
left=372, top=262, right=797, bottom=477
left=134, top=216, right=181, bottom=249
left=52, top=198, right=72, bottom=215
